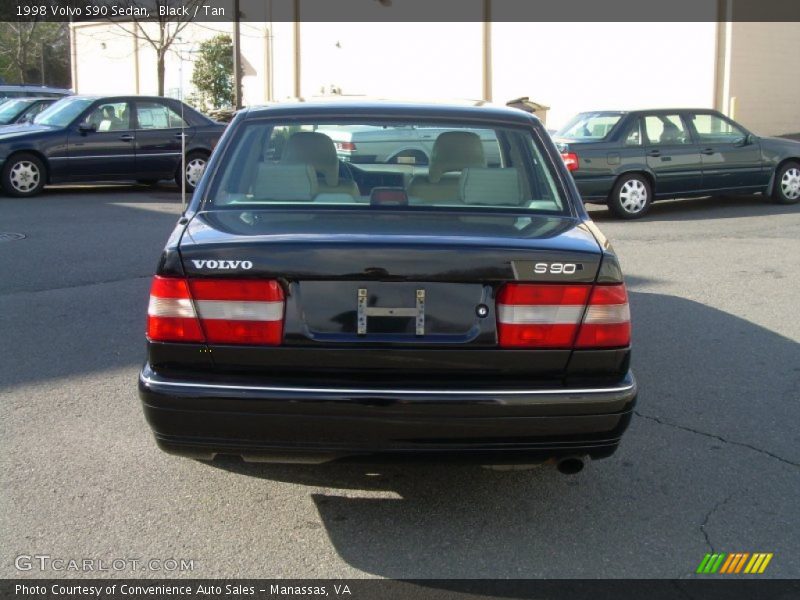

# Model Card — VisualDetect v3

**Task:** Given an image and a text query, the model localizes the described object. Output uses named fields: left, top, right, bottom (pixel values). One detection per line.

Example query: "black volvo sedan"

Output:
left=138, top=101, right=637, bottom=473
left=0, top=95, right=225, bottom=197
left=554, top=109, right=800, bottom=218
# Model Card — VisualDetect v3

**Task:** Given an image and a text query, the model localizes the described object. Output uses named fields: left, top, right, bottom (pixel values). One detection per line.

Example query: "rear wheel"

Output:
left=2, top=152, right=46, bottom=197
left=608, top=173, right=652, bottom=219
left=175, top=151, right=208, bottom=193
left=772, top=161, right=800, bottom=204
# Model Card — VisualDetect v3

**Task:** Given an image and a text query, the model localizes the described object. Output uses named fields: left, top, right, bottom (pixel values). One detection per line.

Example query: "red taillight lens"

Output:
left=189, top=279, right=284, bottom=345
left=561, top=152, right=579, bottom=172
left=497, top=284, right=590, bottom=348
left=335, top=141, right=356, bottom=151
left=147, top=276, right=285, bottom=345
left=575, top=284, right=631, bottom=348
left=147, top=276, right=204, bottom=342
left=497, top=283, right=630, bottom=349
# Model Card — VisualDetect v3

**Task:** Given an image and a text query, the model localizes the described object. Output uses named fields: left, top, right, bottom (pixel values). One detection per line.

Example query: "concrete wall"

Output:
left=491, top=22, right=718, bottom=129
left=71, top=21, right=797, bottom=134
left=721, top=22, right=800, bottom=136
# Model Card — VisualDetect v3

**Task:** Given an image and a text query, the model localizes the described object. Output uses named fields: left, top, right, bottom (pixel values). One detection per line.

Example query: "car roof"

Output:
left=579, top=108, right=723, bottom=116
left=0, top=85, right=72, bottom=93
left=244, top=98, right=538, bottom=126
left=68, top=94, right=183, bottom=102
left=9, top=97, right=56, bottom=102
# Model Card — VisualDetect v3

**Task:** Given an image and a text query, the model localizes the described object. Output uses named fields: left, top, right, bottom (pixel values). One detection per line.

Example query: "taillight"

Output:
left=497, top=284, right=590, bottom=348
left=497, top=283, right=630, bottom=349
left=335, top=141, right=356, bottom=151
left=574, top=284, right=631, bottom=348
left=147, top=276, right=285, bottom=345
left=147, top=277, right=204, bottom=343
left=561, top=152, right=579, bottom=172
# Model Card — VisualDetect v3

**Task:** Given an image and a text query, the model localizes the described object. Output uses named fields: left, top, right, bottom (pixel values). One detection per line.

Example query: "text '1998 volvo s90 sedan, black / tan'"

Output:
left=138, top=100, right=637, bottom=474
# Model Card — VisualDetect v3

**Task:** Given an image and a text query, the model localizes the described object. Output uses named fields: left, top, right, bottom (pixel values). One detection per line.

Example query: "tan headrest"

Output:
left=428, top=131, right=486, bottom=183
left=282, top=131, right=339, bottom=186
left=253, top=163, right=318, bottom=201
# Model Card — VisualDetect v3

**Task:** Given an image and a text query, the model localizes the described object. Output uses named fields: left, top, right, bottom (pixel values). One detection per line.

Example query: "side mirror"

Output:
left=78, top=122, right=96, bottom=133
left=735, top=134, right=755, bottom=147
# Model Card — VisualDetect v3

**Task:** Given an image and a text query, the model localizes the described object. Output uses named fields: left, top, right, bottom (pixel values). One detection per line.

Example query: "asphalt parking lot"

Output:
left=1, top=185, right=798, bottom=579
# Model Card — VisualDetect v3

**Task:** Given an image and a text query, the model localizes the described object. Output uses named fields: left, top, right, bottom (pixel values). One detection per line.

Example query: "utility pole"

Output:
left=293, top=0, right=301, bottom=98
left=40, top=41, right=46, bottom=85
left=233, top=0, right=243, bottom=109
left=482, top=0, right=492, bottom=102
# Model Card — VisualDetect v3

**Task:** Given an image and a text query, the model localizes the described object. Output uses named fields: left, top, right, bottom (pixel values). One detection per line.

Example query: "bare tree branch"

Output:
left=99, top=0, right=203, bottom=95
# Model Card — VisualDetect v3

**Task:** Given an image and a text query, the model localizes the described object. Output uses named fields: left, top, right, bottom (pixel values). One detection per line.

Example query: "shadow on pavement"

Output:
left=208, top=291, right=800, bottom=578
left=0, top=189, right=183, bottom=388
left=587, top=194, right=799, bottom=222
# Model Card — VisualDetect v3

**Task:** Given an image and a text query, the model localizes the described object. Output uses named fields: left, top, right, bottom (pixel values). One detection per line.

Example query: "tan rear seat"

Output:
left=407, top=131, right=486, bottom=203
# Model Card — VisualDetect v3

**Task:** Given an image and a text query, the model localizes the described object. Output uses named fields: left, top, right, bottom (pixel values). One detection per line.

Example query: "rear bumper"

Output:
left=138, top=364, right=637, bottom=463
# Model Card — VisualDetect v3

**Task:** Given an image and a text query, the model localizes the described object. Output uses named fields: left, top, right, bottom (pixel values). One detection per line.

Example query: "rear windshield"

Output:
left=205, top=119, right=569, bottom=215
left=556, top=112, right=623, bottom=140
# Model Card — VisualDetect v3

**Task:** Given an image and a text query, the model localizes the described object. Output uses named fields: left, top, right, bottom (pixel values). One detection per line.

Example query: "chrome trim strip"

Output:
left=140, top=373, right=635, bottom=397
left=49, top=152, right=181, bottom=160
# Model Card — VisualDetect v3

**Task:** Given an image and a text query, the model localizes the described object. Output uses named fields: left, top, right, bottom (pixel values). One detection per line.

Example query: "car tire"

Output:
left=608, top=173, right=652, bottom=219
left=771, top=161, right=800, bottom=204
left=175, top=151, right=208, bottom=193
left=2, top=152, right=46, bottom=198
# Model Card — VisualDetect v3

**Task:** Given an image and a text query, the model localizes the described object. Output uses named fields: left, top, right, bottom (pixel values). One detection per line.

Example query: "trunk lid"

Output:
left=176, top=209, right=603, bottom=377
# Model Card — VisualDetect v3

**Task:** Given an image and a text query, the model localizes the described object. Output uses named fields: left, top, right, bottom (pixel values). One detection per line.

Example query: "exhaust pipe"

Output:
left=556, top=456, right=585, bottom=475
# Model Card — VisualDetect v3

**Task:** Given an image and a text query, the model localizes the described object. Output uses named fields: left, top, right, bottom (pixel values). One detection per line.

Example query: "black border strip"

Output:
left=3, top=579, right=800, bottom=600
left=2, top=0, right=800, bottom=23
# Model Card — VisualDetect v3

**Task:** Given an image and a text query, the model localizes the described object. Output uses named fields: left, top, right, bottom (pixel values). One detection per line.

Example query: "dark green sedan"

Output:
left=554, top=109, right=800, bottom=219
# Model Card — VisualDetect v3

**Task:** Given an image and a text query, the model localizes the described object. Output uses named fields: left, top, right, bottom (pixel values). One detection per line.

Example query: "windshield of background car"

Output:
left=556, top=113, right=623, bottom=140
left=34, top=97, right=93, bottom=127
left=0, top=99, right=30, bottom=123
left=206, top=119, right=569, bottom=215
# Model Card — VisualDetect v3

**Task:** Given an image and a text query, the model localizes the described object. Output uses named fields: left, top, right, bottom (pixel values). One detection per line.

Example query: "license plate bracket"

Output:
left=357, top=287, right=425, bottom=336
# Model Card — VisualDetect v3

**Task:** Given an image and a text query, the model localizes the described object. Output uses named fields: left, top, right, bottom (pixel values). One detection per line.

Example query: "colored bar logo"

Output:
left=696, top=553, right=773, bottom=574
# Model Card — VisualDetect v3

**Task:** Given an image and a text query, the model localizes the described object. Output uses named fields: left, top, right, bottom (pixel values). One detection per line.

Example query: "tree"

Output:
left=0, top=22, right=70, bottom=86
left=106, top=0, right=201, bottom=96
left=190, top=34, right=234, bottom=110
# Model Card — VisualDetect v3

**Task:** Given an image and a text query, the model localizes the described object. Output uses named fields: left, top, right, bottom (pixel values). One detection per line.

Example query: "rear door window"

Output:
left=643, top=115, right=691, bottom=145
left=136, top=101, right=187, bottom=129
left=624, top=118, right=643, bottom=146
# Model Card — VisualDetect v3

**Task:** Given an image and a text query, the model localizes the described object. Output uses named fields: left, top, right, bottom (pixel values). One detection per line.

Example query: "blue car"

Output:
left=0, top=97, right=58, bottom=126
left=0, top=95, right=225, bottom=197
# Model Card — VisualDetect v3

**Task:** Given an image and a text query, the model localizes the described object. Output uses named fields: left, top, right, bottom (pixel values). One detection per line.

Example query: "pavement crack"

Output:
left=634, top=411, right=800, bottom=468
left=699, top=492, right=734, bottom=553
